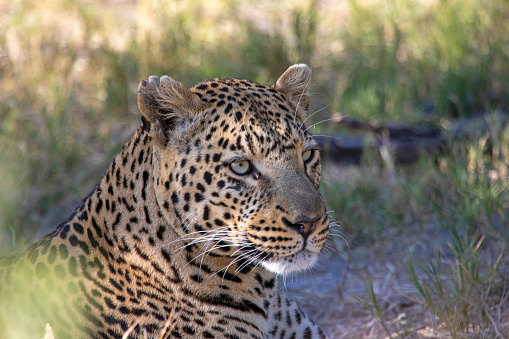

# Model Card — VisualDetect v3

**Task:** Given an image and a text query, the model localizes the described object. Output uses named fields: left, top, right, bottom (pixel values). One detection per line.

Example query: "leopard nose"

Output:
left=282, top=216, right=320, bottom=238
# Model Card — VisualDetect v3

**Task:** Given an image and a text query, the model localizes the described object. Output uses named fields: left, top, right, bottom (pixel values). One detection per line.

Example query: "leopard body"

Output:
left=0, top=65, right=329, bottom=339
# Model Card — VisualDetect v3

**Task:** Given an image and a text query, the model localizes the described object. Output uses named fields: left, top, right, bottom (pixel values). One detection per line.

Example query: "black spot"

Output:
left=203, top=205, right=210, bottom=220
left=142, top=171, right=149, bottom=200
left=295, top=309, right=302, bottom=324
left=203, top=330, right=215, bottom=338
left=144, top=205, right=152, bottom=224
left=161, top=249, right=171, bottom=262
left=224, top=103, right=233, bottom=114
left=194, top=193, right=204, bottom=202
left=118, top=306, right=130, bottom=314
left=191, top=274, right=204, bottom=283
left=88, top=229, right=99, bottom=248
left=157, top=225, right=166, bottom=240
left=59, top=224, right=70, bottom=240
left=204, top=172, right=212, bottom=185
left=92, top=217, right=103, bottom=237
left=183, top=325, right=196, bottom=335
left=69, top=235, right=78, bottom=247
left=304, top=327, right=312, bottom=339
left=78, top=211, right=89, bottom=221
left=73, top=222, right=84, bottom=234
left=109, top=278, right=123, bottom=292
left=95, top=199, right=103, bottom=213
left=217, top=270, right=241, bottom=283
left=264, top=278, right=275, bottom=289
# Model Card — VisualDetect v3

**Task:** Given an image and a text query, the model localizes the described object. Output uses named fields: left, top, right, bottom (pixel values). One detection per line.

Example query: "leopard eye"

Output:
left=302, top=150, right=314, bottom=163
left=230, top=160, right=251, bottom=175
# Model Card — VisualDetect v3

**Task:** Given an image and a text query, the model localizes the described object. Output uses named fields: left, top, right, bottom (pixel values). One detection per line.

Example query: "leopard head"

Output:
left=137, top=65, right=329, bottom=274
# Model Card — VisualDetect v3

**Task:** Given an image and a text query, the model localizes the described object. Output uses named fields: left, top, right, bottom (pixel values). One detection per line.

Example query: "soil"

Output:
left=283, top=225, right=509, bottom=339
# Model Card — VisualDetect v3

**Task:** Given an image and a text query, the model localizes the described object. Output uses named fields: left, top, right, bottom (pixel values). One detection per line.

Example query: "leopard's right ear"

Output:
left=137, top=76, right=208, bottom=145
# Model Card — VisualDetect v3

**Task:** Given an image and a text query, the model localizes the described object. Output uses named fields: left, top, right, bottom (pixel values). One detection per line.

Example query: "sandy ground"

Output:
left=284, top=235, right=509, bottom=339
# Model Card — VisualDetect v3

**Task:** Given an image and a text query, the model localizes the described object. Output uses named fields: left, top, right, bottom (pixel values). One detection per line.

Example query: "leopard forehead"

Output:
left=185, top=78, right=318, bottom=156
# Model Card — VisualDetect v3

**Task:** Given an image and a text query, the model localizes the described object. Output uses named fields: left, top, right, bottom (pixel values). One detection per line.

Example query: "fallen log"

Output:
left=315, top=114, right=445, bottom=165
left=315, top=112, right=509, bottom=165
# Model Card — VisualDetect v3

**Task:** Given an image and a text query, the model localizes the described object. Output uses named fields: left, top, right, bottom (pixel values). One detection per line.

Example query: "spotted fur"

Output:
left=0, top=65, right=329, bottom=338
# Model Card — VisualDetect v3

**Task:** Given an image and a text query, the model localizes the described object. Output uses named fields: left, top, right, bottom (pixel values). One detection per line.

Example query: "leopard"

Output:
left=0, top=64, right=330, bottom=339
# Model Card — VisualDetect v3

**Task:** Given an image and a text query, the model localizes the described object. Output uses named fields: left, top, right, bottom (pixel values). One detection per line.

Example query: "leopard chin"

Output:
left=260, top=250, right=319, bottom=274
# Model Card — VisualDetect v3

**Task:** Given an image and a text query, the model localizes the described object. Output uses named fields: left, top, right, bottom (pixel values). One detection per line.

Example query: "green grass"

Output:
left=1, top=0, right=508, bottom=336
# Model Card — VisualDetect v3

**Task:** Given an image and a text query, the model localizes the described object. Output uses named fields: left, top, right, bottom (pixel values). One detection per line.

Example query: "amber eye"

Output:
left=230, top=160, right=251, bottom=175
left=302, top=150, right=314, bottom=163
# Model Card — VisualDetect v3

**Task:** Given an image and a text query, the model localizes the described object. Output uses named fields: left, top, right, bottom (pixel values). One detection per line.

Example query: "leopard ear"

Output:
left=137, top=76, right=207, bottom=144
left=273, top=64, right=312, bottom=119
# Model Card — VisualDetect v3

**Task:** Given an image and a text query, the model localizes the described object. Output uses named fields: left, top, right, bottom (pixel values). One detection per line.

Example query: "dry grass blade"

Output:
left=158, top=302, right=178, bottom=339
left=122, top=318, right=141, bottom=339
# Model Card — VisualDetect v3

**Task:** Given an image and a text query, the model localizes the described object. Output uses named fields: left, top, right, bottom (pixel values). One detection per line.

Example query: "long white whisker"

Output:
left=231, top=238, right=274, bottom=276
left=299, top=104, right=330, bottom=129
left=234, top=250, right=265, bottom=276
left=196, top=232, right=249, bottom=271
left=307, top=134, right=345, bottom=142
left=217, top=247, right=258, bottom=283
left=293, top=77, right=311, bottom=124
left=304, top=118, right=337, bottom=132
left=172, top=226, right=238, bottom=252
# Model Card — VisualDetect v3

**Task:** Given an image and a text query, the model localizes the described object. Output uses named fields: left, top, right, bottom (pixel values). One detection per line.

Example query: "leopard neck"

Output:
left=43, top=123, right=277, bottom=302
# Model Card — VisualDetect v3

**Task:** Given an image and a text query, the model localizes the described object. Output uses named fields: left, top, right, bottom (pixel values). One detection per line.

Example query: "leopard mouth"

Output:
left=236, top=241, right=318, bottom=274
left=260, top=249, right=319, bottom=274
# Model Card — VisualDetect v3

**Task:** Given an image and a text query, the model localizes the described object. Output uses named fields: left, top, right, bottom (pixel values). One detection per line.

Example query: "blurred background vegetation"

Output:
left=1, top=0, right=508, bottom=336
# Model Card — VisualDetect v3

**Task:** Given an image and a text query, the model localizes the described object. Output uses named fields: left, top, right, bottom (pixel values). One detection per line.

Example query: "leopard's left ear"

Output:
left=137, top=75, right=208, bottom=146
left=273, top=64, right=312, bottom=120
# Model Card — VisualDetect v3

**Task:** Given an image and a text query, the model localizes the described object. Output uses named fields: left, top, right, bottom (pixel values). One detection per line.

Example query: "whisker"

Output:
left=173, top=229, right=238, bottom=253
left=231, top=249, right=263, bottom=276
left=195, top=233, right=251, bottom=270
left=299, top=104, right=331, bottom=130
left=293, top=77, right=311, bottom=124
left=307, top=134, right=346, bottom=143
left=234, top=250, right=265, bottom=276
left=304, top=118, right=337, bottom=132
